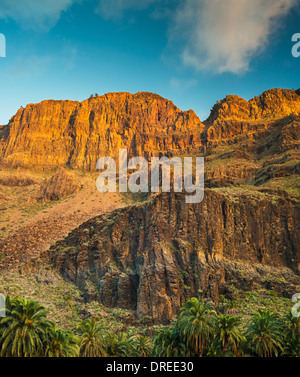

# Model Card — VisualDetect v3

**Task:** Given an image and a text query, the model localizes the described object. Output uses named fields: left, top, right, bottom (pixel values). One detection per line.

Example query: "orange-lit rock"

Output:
left=0, top=92, right=204, bottom=170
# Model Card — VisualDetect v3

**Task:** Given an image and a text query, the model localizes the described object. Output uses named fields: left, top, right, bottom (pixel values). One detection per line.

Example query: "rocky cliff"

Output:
left=1, top=87, right=299, bottom=324
left=205, top=88, right=300, bottom=124
left=0, top=88, right=299, bottom=177
left=0, top=92, right=204, bottom=170
left=203, top=89, right=300, bottom=149
left=40, top=190, right=300, bottom=323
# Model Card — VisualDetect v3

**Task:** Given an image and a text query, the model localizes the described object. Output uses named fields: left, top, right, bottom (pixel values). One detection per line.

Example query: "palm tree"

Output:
left=245, top=309, right=284, bottom=357
left=0, top=296, right=52, bottom=357
left=134, top=335, right=153, bottom=357
left=283, top=312, right=300, bottom=340
left=225, top=300, right=240, bottom=315
left=64, top=294, right=73, bottom=312
left=105, top=331, right=136, bottom=357
left=282, top=312, right=300, bottom=357
left=44, top=326, right=79, bottom=357
left=75, top=318, right=107, bottom=357
left=152, top=325, right=188, bottom=357
left=177, top=297, right=216, bottom=357
left=282, top=337, right=300, bottom=357
left=212, top=314, right=246, bottom=356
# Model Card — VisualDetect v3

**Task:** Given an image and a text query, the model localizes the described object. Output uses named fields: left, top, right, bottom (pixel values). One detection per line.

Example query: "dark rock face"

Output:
left=43, top=190, right=300, bottom=324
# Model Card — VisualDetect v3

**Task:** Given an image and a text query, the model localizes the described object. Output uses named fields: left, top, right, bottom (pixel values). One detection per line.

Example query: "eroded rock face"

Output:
left=206, top=88, right=300, bottom=124
left=1, top=89, right=299, bottom=172
left=43, top=191, right=300, bottom=323
left=0, top=92, right=204, bottom=170
left=202, top=89, right=300, bottom=150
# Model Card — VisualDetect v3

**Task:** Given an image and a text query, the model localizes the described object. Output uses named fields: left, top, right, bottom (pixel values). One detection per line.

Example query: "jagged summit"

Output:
left=0, top=91, right=203, bottom=170
left=205, top=88, right=300, bottom=124
left=0, top=88, right=299, bottom=171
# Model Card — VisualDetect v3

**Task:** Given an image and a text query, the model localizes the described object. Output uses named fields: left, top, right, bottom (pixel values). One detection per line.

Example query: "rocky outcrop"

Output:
left=203, top=112, right=300, bottom=190
left=0, top=92, right=204, bottom=170
left=1, top=88, right=299, bottom=324
left=206, top=88, right=300, bottom=124
left=41, top=190, right=300, bottom=323
left=33, top=167, right=80, bottom=202
left=203, top=89, right=300, bottom=151
left=1, top=89, right=299, bottom=173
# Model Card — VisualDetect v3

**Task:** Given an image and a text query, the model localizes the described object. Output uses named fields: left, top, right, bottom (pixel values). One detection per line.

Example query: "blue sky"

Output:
left=0, top=0, right=300, bottom=125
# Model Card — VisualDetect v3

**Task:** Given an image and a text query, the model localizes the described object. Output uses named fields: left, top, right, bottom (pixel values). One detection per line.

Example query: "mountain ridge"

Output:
left=0, top=87, right=299, bottom=325
left=0, top=88, right=300, bottom=171
left=0, top=91, right=203, bottom=170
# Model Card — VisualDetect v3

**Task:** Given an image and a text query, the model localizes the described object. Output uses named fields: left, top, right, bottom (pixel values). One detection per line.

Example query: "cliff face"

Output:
left=0, top=92, right=204, bottom=170
left=42, top=190, right=300, bottom=323
left=203, top=89, right=300, bottom=146
left=206, top=88, right=300, bottom=124
left=1, top=89, right=299, bottom=173
left=2, top=88, right=300, bottom=324
left=204, top=114, right=300, bottom=190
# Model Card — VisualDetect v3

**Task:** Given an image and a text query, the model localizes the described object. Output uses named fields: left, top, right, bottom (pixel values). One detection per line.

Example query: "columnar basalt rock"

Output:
left=1, top=89, right=299, bottom=171
left=0, top=92, right=204, bottom=170
left=42, top=191, right=300, bottom=323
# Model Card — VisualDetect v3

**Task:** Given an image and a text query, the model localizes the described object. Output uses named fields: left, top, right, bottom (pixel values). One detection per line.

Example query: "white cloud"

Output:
left=3, top=0, right=297, bottom=74
left=96, top=0, right=299, bottom=74
left=0, top=0, right=79, bottom=30
left=169, top=0, right=298, bottom=74
left=96, top=0, right=159, bottom=20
